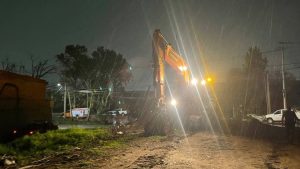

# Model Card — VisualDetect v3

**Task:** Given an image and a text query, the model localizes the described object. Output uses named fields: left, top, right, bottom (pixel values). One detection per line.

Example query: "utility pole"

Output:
left=64, top=84, right=67, bottom=115
left=278, top=41, right=300, bottom=109
left=281, top=46, right=287, bottom=109
left=266, top=72, right=271, bottom=114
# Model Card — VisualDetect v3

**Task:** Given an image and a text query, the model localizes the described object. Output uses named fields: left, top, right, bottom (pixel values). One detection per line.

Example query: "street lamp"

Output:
left=57, top=83, right=67, bottom=116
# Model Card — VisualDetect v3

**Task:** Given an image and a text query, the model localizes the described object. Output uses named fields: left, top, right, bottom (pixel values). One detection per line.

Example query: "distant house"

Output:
left=0, top=70, right=51, bottom=138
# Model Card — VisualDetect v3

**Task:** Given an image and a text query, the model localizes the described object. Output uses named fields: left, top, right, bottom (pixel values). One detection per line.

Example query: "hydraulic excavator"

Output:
left=144, top=29, right=191, bottom=135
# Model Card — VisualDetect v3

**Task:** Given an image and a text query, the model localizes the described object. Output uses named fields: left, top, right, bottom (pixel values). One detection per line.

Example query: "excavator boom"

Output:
left=152, top=29, right=190, bottom=108
left=144, top=29, right=191, bottom=135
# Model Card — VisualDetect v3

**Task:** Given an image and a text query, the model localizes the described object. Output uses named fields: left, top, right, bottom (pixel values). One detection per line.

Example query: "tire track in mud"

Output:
left=264, top=144, right=281, bottom=169
left=98, top=136, right=180, bottom=169
left=128, top=144, right=176, bottom=169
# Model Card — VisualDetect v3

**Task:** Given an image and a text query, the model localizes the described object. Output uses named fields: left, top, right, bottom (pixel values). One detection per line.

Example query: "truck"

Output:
left=265, top=109, right=300, bottom=124
left=71, top=108, right=90, bottom=119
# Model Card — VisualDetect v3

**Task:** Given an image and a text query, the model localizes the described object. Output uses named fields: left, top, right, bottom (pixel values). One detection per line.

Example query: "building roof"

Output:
left=0, top=70, right=47, bottom=84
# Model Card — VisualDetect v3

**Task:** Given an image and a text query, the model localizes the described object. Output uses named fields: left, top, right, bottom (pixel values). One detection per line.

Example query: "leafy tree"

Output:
left=243, top=46, right=267, bottom=74
left=220, top=47, right=268, bottom=117
left=221, top=46, right=300, bottom=117
left=242, top=46, right=268, bottom=114
left=222, top=68, right=245, bottom=117
left=56, top=45, right=132, bottom=115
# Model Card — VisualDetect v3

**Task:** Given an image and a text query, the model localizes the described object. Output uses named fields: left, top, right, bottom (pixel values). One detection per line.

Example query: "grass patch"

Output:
left=103, top=140, right=123, bottom=149
left=0, top=128, right=141, bottom=166
left=11, top=128, right=112, bottom=153
left=0, top=128, right=119, bottom=163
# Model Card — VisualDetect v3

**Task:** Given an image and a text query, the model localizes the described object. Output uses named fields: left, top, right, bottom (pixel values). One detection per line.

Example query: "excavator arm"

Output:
left=152, top=29, right=190, bottom=108
left=144, top=29, right=191, bottom=135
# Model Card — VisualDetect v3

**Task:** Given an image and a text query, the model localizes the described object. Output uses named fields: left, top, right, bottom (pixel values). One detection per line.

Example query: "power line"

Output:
left=285, top=66, right=300, bottom=71
left=267, top=62, right=300, bottom=67
left=262, top=48, right=281, bottom=54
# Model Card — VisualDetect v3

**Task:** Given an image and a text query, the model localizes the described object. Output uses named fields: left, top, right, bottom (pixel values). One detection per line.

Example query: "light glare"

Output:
left=171, top=99, right=177, bottom=106
left=191, top=78, right=198, bottom=85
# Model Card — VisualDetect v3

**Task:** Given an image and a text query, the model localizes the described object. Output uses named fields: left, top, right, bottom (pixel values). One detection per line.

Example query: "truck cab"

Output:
left=265, top=109, right=300, bottom=124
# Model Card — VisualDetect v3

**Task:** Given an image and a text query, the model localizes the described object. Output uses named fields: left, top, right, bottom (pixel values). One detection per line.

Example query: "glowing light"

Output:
left=201, top=79, right=206, bottom=85
left=207, top=77, right=212, bottom=82
left=13, top=130, right=17, bottom=134
left=178, top=65, right=187, bottom=71
left=171, top=99, right=177, bottom=106
left=191, top=78, right=198, bottom=85
left=57, top=83, right=61, bottom=87
left=29, top=131, right=33, bottom=135
left=179, top=66, right=183, bottom=71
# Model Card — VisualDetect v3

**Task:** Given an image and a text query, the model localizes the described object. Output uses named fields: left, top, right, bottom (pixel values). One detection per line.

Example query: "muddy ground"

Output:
left=98, top=132, right=300, bottom=169
left=15, top=130, right=300, bottom=169
left=8, top=118, right=300, bottom=169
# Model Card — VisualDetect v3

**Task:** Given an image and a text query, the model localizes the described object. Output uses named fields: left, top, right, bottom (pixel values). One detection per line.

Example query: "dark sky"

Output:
left=1, top=0, right=300, bottom=89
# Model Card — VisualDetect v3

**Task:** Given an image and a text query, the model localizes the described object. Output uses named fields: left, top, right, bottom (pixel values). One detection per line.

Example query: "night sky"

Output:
left=1, top=0, right=300, bottom=89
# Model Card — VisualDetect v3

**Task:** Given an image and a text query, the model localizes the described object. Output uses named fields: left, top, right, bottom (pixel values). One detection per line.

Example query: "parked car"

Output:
left=99, top=108, right=128, bottom=124
left=106, top=108, right=127, bottom=115
left=265, top=109, right=300, bottom=124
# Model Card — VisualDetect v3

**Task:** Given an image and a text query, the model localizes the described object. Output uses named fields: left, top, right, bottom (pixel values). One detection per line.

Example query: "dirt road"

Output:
left=19, top=131, right=300, bottom=169
left=97, top=132, right=300, bottom=169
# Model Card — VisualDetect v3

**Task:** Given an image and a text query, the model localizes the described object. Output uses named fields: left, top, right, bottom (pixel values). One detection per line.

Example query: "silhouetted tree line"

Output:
left=217, top=46, right=300, bottom=118
left=56, top=45, right=132, bottom=115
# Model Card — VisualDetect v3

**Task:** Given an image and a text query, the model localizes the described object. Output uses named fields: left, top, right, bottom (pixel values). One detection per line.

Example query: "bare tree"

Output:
left=30, top=56, right=56, bottom=78
left=1, top=57, right=26, bottom=73
left=1, top=56, right=56, bottom=79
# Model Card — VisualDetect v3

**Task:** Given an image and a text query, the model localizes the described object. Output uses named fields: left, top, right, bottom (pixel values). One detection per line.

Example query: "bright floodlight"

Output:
left=207, top=77, right=212, bottom=82
left=201, top=79, right=206, bottom=85
left=179, top=65, right=187, bottom=71
left=57, top=83, right=62, bottom=87
left=191, top=78, right=198, bottom=85
left=179, top=66, right=183, bottom=71
left=171, top=99, right=177, bottom=106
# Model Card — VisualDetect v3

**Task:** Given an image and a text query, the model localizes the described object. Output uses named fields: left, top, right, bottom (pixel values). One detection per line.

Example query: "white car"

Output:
left=106, top=108, right=127, bottom=115
left=100, top=108, right=128, bottom=124
left=265, top=109, right=300, bottom=124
